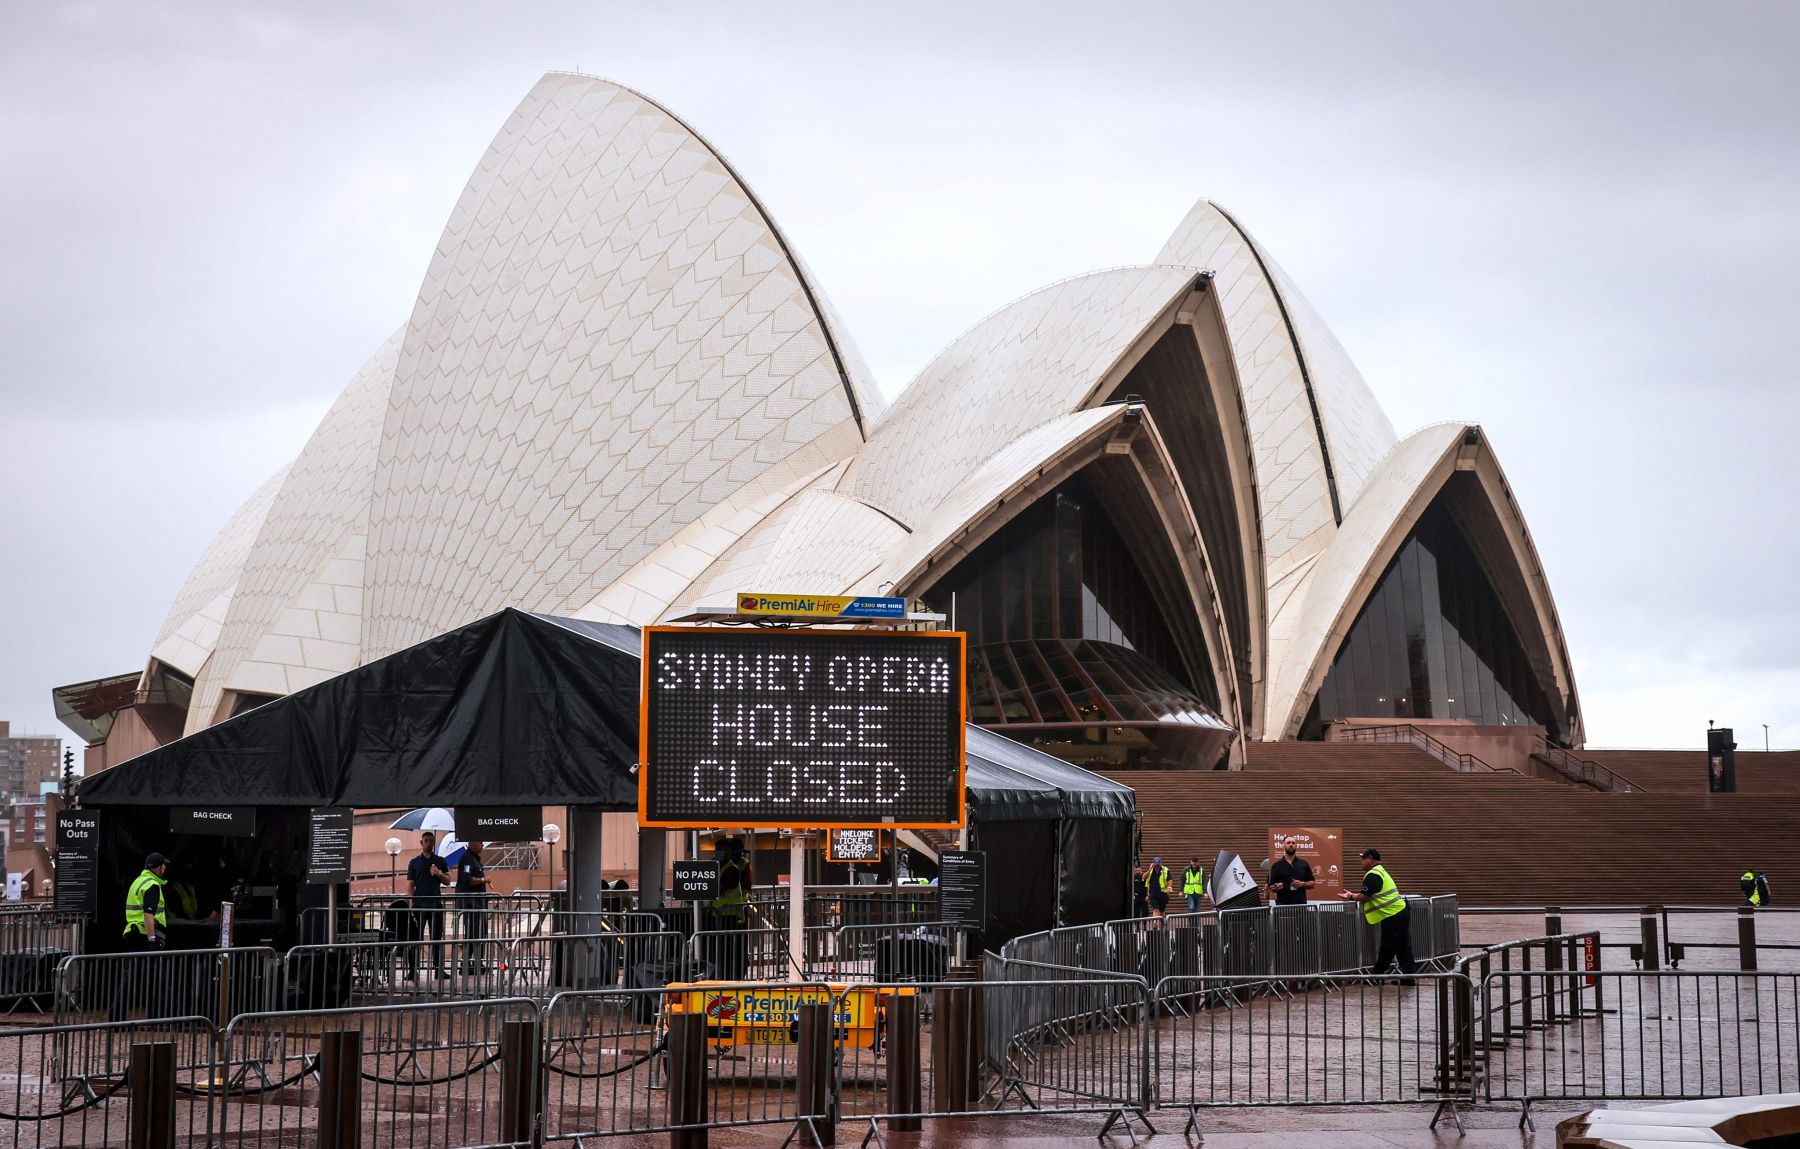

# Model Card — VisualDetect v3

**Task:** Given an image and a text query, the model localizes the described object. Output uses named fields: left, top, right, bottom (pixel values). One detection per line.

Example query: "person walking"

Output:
left=405, top=832, right=452, bottom=981
left=1269, top=837, right=1315, bottom=906
left=114, top=853, right=170, bottom=1020
left=123, top=854, right=170, bottom=951
left=1181, top=857, right=1207, bottom=913
left=456, top=840, right=490, bottom=972
left=1144, top=856, right=1172, bottom=928
left=1340, top=848, right=1416, bottom=981
left=1741, top=870, right=1773, bottom=908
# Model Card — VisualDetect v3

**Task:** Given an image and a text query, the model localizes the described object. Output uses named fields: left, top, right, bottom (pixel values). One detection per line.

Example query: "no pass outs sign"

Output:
left=640, top=627, right=967, bottom=829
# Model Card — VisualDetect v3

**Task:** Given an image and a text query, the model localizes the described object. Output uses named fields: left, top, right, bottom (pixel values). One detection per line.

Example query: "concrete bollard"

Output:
left=794, top=1001, right=837, bottom=1145
left=1639, top=907, right=1661, bottom=972
left=318, top=1029, right=363, bottom=1149
left=1739, top=906, right=1758, bottom=972
left=668, top=1012, right=709, bottom=1149
left=888, top=994, right=922, bottom=1132
left=127, top=1041, right=176, bottom=1149
left=499, top=1018, right=542, bottom=1148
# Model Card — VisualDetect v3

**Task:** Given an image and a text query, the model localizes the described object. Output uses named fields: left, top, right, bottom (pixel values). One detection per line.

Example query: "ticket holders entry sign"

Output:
left=639, top=627, right=967, bottom=829
left=827, top=828, right=884, bottom=863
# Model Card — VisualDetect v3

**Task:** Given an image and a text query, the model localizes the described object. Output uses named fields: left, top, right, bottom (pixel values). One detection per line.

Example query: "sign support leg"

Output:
left=790, top=835, right=806, bottom=980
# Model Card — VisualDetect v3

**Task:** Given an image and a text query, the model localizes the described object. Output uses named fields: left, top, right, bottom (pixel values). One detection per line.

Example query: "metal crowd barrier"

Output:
left=0, top=1015, right=218, bottom=1146
left=1482, top=969, right=1800, bottom=1131
left=218, top=997, right=541, bottom=1148
left=688, top=926, right=801, bottom=982
left=1151, top=973, right=1477, bottom=1132
left=300, top=901, right=663, bottom=944
left=54, top=946, right=280, bottom=1027
left=18, top=961, right=1800, bottom=1144
left=999, top=895, right=1463, bottom=984
left=821, top=921, right=956, bottom=982
left=0, top=908, right=77, bottom=1014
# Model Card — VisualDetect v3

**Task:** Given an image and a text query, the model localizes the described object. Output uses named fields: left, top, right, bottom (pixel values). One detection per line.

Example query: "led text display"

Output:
left=641, top=628, right=966, bottom=828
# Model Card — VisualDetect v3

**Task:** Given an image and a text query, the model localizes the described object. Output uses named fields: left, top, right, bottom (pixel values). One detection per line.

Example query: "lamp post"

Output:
left=385, top=837, right=403, bottom=895
left=543, top=823, right=562, bottom=906
left=1765, top=724, right=1771, bottom=753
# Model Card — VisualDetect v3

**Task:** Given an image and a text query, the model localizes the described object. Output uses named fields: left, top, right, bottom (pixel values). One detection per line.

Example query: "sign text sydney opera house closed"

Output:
left=640, top=629, right=966, bottom=828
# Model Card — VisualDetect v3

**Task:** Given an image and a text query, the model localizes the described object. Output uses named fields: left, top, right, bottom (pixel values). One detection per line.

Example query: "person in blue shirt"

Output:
left=405, top=832, right=452, bottom=980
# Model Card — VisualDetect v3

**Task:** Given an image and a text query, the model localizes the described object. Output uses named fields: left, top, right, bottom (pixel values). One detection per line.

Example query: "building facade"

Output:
left=57, top=73, right=1583, bottom=774
left=0, top=721, right=60, bottom=805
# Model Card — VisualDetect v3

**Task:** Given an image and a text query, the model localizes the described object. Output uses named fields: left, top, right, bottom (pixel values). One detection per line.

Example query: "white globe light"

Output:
left=385, top=836, right=403, bottom=856
left=543, top=823, right=562, bottom=844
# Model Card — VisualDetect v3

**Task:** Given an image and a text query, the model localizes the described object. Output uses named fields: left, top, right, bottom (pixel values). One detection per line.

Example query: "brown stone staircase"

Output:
left=1109, top=742, right=1800, bottom=906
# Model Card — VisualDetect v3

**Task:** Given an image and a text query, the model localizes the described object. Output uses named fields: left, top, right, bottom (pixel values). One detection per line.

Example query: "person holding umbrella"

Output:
left=405, top=831, right=452, bottom=981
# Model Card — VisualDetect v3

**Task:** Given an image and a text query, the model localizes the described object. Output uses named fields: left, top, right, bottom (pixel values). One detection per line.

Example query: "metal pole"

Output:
left=668, top=1011, right=708, bottom=1149
left=1739, top=905, right=1758, bottom=972
left=326, top=883, right=338, bottom=946
left=1640, top=906, right=1660, bottom=972
left=127, top=1041, right=176, bottom=1149
left=499, top=1018, right=542, bottom=1147
left=318, top=1029, right=362, bottom=1149
left=790, top=834, right=806, bottom=978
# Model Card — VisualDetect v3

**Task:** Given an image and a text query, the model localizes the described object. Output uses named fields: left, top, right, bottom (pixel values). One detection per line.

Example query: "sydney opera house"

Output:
left=57, top=71, right=1583, bottom=780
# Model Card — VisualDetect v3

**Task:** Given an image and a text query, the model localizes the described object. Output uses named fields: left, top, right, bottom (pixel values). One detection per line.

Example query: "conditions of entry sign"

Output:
left=639, top=627, right=967, bottom=829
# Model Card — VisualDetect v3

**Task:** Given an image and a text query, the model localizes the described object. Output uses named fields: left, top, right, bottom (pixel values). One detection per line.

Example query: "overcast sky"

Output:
left=3, top=2, right=1796, bottom=759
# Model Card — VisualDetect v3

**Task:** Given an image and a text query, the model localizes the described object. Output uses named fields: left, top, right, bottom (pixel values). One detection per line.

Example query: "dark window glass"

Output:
left=1311, top=503, right=1559, bottom=738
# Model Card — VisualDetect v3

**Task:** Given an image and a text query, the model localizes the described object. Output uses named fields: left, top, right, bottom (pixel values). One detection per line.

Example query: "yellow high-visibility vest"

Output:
left=1744, top=871, right=1763, bottom=906
left=124, top=869, right=168, bottom=936
left=1362, top=864, right=1405, bottom=925
left=716, top=857, right=749, bottom=921
left=1182, top=867, right=1206, bottom=896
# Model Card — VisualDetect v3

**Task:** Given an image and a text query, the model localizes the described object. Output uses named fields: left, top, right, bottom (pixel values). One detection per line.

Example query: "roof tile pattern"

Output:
left=363, top=73, right=875, bottom=658
left=1157, top=203, right=1349, bottom=575
left=852, top=268, right=1197, bottom=527
left=147, top=464, right=291, bottom=678
left=185, top=329, right=403, bottom=731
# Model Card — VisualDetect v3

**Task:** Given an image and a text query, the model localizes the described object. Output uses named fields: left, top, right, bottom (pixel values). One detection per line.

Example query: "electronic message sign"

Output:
left=827, top=828, right=885, bottom=863
left=640, top=627, right=966, bottom=829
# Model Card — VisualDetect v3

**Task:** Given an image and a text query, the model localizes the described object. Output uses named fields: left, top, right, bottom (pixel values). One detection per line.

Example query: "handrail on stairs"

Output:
left=1334, top=723, right=1518, bottom=776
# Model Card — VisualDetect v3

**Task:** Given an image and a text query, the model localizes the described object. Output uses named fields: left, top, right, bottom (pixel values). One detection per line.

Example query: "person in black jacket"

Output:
left=405, top=832, right=452, bottom=980
left=1268, top=837, right=1316, bottom=906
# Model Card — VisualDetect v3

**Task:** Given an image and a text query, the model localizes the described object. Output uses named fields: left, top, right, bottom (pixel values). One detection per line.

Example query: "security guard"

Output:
left=1181, top=857, right=1207, bottom=913
left=1340, top=848, right=1416, bottom=979
left=124, top=853, right=171, bottom=951
left=713, top=838, right=753, bottom=980
left=1741, top=871, right=1772, bottom=908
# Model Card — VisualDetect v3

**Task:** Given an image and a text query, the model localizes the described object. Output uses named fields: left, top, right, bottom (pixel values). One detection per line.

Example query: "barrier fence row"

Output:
left=11, top=964, right=1800, bottom=1145
left=999, top=894, right=1463, bottom=983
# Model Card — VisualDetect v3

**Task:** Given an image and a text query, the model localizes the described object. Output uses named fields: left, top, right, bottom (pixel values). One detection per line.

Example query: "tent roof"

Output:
left=965, top=725, right=1134, bottom=821
left=80, top=610, right=1135, bottom=825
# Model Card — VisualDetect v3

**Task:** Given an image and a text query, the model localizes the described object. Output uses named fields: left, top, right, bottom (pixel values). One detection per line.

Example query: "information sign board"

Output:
left=826, top=828, right=884, bottom=863
left=454, top=805, right=543, bottom=843
left=736, top=594, right=906, bottom=619
left=937, top=850, right=986, bottom=931
left=54, top=811, right=101, bottom=916
left=1266, top=826, right=1345, bottom=898
left=306, top=807, right=354, bottom=884
left=672, top=859, right=721, bottom=901
left=170, top=805, right=256, bottom=838
left=639, top=627, right=966, bottom=829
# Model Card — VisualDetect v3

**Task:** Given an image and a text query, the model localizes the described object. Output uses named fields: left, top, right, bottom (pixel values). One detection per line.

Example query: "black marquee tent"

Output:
left=79, top=609, right=1134, bottom=946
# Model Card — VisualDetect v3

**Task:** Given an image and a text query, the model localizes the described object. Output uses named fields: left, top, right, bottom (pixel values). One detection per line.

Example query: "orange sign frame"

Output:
left=637, top=626, right=968, bottom=831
